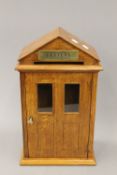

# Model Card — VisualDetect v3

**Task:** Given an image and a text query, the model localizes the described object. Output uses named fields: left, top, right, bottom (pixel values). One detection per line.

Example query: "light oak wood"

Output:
left=19, top=27, right=100, bottom=61
left=88, top=73, right=98, bottom=158
left=25, top=73, right=56, bottom=158
left=20, top=154, right=96, bottom=166
left=19, top=37, right=99, bottom=65
left=24, top=73, right=92, bottom=158
left=16, top=64, right=103, bottom=72
left=16, top=28, right=103, bottom=165
left=20, top=73, right=29, bottom=157
left=55, top=73, right=92, bottom=158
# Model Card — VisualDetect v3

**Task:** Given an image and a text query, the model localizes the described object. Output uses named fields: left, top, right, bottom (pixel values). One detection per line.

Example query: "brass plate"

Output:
left=38, top=50, right=79, bottom=61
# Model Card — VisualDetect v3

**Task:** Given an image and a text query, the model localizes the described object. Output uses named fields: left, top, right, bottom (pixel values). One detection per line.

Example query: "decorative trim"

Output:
left=20, top=155, right=96, bottom=166
left=16, top=64, right=103, bottom=72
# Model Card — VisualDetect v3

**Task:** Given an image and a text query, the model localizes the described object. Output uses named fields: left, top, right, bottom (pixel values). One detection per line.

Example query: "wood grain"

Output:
left=88, top=73, right=98, bottom=158
left=19, top=37, right=99, bottom=65
left=16, top=64, right=103, bottom=72
left=20, top=73, right=29, bottom=157
left=20, top=156, right=96, bottom=165
left=19, top=27, right=100, bottom=61
left=16, top=30, right=103, bottom=165
left=24, top=73, right=92, bottom=158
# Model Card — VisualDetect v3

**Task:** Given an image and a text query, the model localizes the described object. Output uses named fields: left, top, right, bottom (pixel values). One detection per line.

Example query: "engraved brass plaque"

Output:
left=38, top=50, right=79, bottom=61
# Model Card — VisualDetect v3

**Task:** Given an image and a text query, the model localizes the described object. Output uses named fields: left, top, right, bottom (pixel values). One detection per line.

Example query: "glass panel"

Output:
left=37, top=84, right=52, bottom=112
left=65, top=84, right=80, bottom=112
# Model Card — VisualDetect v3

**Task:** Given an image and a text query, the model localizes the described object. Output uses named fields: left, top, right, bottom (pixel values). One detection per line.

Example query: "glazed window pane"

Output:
left=37, top=84, right=52, bottom=112
left=65, top=84, right=80, bottom=112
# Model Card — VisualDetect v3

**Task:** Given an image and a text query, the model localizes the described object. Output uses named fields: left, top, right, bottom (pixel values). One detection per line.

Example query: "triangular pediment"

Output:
left=19, top=27, right=100, bottom=61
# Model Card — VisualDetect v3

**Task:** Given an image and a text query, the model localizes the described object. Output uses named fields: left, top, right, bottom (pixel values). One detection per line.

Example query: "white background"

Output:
left=0, top=0, right=117, bottom=174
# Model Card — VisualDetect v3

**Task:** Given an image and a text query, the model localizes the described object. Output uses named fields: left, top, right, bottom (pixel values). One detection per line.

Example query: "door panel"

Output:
left=25, top=73, right=56, bottom=158
left=63, top=122, right=80, bottom=156
left=25, top=72, right=92, bottom=158
left=55, top=73, right=92, bottom=158
left=37, top=120, right=54, bottom=157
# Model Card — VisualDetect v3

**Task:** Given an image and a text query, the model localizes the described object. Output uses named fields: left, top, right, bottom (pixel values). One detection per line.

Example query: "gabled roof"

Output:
left=19, top=27, right=100, bottom=61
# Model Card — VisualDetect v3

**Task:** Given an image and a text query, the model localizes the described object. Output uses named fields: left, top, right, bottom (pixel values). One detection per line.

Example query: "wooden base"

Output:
left=20, top=155, right=96, bottom=166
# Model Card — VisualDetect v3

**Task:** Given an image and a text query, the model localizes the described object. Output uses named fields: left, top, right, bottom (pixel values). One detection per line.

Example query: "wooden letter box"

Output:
left=16, top=27, right=103, bottom=165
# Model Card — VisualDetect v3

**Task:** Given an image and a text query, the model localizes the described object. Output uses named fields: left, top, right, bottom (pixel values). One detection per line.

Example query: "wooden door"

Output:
left=55, top=73, right=92, bottom=158
left=25, top=72, right=92, bottom=158
left=25, top=73, right=57, bottom=158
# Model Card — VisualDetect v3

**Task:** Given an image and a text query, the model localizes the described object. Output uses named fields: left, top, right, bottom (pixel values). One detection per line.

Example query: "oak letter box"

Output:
left=16, top=27, right=103, bottom=165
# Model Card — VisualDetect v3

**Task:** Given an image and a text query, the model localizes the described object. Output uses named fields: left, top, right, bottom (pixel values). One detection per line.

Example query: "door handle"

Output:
left=27, top=116, right=33, bottom=125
